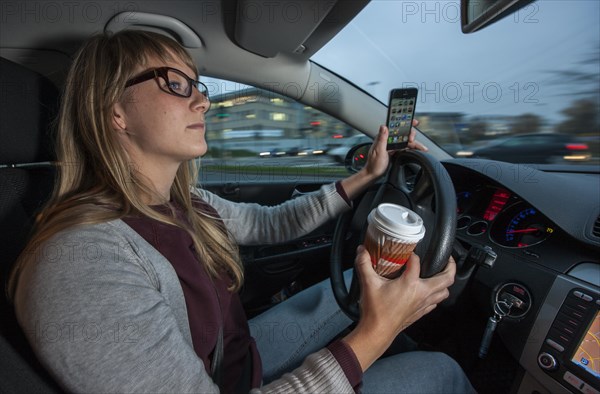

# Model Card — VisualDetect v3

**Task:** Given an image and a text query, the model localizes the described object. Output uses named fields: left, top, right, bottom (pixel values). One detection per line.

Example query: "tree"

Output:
left=465, top=120, right=488, bottom=144
left=555, top=99, right=600, bottom=136
left=511, top=113, right=542, bottom=135
left=547, top=45, right=600, bottom=101
left=546, top=44, right=599, bottom=137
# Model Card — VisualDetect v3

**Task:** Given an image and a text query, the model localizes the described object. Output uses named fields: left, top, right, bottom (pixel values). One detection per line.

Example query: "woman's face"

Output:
left=113, top=54, right=209, bottom=170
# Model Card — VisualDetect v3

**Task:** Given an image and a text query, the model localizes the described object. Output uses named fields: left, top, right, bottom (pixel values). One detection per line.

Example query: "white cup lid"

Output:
left=368, top=203, right=425, bottom=242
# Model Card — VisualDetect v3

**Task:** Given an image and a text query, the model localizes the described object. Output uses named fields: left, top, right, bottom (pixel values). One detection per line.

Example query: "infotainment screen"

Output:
left=571, top=309, right=600, bottom=379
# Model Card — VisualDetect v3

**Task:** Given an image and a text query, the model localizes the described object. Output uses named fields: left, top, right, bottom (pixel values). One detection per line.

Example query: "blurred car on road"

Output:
left=258, top=148, right=287, bottom=158
left=259, top=147, right=326, bottom=158
left=327, top=135, right=373, bottom=163
left=456, top=133, right=591, bottom=164
left=286, top=147, right=326, bottom=157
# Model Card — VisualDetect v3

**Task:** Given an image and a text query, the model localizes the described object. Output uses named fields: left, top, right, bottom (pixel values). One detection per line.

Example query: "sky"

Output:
left=312, top=0, right=600, bottom=124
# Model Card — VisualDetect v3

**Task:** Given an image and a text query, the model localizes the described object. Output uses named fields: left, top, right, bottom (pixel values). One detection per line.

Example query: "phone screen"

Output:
left=386, top=88, right=418, bottom=150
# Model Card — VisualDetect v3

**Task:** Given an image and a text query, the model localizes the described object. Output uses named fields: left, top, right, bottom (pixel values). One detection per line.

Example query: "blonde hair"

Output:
left=8, top=30, right=243, bottom=297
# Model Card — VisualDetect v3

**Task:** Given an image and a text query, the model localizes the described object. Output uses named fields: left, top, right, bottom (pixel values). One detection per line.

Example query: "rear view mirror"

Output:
left=461, top=0, right=536, bottom=33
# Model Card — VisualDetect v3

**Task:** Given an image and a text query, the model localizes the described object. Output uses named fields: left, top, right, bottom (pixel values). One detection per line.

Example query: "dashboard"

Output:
left=443, top=159, right=600, bottom=394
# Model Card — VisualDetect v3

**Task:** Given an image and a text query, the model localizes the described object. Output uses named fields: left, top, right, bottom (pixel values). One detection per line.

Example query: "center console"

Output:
left=521, top=265, right=600, bottom=394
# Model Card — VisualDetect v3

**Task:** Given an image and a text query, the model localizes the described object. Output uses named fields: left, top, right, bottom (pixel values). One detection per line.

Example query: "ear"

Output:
left=112, top=102, right=128, bottom=133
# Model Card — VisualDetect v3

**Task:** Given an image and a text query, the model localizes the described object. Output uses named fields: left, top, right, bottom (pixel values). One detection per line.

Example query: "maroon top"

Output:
left=123, top=192, right=362, bottom=392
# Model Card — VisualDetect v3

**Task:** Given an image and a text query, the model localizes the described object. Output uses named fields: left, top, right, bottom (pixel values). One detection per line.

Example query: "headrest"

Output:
left=0, top=57, right=59, bottom=165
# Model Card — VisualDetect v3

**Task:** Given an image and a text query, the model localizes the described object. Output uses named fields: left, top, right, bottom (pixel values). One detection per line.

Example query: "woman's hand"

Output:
left=340, top=119, right=427, bottom=200
left=362, top=120, right=428, bottom=179
left=406, top=119, right=428, bottom=152
left=343, top=246, right=455, bottom=371
left=361, top=125, right=391, bottom=180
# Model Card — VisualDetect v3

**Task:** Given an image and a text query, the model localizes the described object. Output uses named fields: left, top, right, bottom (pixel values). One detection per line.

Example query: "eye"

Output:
left=168, top=81, right=183, bottom=91
left=164, top=70, right=189, bottom=94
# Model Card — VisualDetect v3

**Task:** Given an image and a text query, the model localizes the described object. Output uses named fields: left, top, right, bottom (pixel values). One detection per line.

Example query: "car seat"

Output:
left=0, top=57, right=62, bottom=393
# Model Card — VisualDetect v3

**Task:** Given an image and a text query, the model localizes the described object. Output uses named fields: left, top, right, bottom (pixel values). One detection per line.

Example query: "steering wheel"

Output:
left=330, top=149, right=457, bottom=321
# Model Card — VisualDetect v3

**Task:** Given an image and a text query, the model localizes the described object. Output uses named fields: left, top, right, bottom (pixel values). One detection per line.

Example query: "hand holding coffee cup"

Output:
left=364, top=203, right=426, bottom=279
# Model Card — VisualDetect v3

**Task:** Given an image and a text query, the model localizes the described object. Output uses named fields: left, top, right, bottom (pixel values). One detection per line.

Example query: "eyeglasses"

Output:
left=125, top=67, right=210, bottom=107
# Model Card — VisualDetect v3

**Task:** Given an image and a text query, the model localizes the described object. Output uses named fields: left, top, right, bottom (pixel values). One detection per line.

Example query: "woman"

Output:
left=9, top=30, right=474, bottom=393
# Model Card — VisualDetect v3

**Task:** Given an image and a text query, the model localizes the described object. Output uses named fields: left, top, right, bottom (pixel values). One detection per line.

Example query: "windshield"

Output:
left=313, top=0, right=599, bottom=166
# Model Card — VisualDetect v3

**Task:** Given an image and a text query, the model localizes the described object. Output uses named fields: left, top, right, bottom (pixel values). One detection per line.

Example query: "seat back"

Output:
left=0, top=57, right=61, bottom=393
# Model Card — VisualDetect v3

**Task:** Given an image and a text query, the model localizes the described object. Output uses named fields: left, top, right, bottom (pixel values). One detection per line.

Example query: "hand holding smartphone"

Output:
left=386, top=88, right=418, bottom=150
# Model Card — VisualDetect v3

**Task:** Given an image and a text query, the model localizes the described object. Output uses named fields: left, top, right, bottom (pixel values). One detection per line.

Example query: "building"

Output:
left=205, top=87, right=360, bottom=155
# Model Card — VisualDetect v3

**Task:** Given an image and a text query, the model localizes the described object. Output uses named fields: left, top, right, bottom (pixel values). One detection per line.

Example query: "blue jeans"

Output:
left=249, top=270, right=475, bottom=393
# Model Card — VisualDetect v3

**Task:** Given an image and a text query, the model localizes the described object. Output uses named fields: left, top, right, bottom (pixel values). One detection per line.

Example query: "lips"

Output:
left=187, top=123, right=205, bottom=129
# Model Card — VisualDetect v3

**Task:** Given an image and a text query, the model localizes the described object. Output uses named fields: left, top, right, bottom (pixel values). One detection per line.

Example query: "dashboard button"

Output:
left=581, top=294, right=593, bottom=302
left=564, top=372, right=599, bottom=394
left=582, top=383, right=600, bottom=394
left=538, top=352, right=558, bottom=371
left=573, top=291, right=593, bottom=302
left=564, top=371, right=583, bottom=389
left=545, top=338, right=565, bottom=352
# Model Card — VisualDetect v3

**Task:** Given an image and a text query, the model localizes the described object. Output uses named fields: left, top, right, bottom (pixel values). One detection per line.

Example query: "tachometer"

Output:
left=490, top=203, right=555, bottom=248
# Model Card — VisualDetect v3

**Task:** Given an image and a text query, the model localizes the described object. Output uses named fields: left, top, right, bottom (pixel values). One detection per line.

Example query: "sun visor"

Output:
left=234, top=0, right=369, bottom=58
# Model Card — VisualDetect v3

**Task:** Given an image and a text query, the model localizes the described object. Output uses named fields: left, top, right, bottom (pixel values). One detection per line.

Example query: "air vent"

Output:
left=593, top=216, right=600, bottom=238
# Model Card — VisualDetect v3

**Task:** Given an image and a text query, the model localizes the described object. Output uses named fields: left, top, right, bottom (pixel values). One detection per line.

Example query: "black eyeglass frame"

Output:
left=125, top=67, right=210, bottom=104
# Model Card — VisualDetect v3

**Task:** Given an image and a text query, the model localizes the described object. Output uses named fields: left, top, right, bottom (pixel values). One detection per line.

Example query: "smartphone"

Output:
left=386, top=88, right=418, bottom=150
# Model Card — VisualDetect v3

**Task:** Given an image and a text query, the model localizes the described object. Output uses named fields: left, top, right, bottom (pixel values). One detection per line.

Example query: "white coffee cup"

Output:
left=364, top=203, right=426, bottom=279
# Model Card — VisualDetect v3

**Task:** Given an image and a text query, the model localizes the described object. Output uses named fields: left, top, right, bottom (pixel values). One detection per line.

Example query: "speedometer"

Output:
left=490, top=202, right=555, bottom=248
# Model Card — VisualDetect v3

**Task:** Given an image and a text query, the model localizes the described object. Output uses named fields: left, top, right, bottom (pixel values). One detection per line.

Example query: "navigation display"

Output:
left=571, top=310, right=600, bottom=379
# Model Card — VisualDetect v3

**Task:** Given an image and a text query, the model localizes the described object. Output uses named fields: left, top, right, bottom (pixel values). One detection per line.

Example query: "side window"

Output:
left=500, top=138, right=525, bottom=147
left=200, top=78, right=367, bottom=183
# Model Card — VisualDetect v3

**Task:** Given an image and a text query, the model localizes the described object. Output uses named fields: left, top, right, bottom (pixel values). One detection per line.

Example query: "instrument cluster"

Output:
left=456, top=186, right=556, bottom=249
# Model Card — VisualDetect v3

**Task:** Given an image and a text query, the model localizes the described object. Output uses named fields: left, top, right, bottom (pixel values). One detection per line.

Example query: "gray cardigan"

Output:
left=15, top=183, right=354, bottom=393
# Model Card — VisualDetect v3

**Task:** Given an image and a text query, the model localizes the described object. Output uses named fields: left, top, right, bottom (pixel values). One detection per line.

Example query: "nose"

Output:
left=191, top=88, right=210, bottom=113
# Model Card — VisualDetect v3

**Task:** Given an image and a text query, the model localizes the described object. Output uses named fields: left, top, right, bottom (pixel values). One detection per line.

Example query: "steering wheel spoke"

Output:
left=409, top=170, right=433, bottom=206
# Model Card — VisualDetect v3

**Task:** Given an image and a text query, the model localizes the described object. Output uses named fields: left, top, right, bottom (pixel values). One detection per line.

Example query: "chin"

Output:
left=184, top=140, right=207, bottom=157
left=191, top=146, right=208, bottom=159
left=178, top=148, right=207, bottom=162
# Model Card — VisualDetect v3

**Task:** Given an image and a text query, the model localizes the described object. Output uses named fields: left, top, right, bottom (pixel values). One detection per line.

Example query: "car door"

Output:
left=483, top=136, right=538, bottom=163
left=198, top=79, right=361, bottom=317
left=524, top=135, right=558, bottom=163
